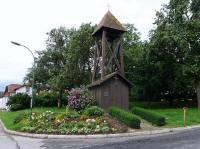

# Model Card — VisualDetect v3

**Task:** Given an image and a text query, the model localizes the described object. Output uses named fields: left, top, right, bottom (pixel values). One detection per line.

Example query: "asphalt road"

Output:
left=2, top=126, right=200, bottom=149
left=42, top=129, right=200, bottom=149
left=83, top=129, right=200, bottom=149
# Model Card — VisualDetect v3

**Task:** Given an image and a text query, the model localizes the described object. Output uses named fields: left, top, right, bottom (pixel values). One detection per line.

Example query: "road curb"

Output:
left=1, top=119, right=200, bottom=139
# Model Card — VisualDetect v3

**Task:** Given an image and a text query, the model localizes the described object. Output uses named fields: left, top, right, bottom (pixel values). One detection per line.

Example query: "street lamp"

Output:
left=11, top=41, right=35, bottom=119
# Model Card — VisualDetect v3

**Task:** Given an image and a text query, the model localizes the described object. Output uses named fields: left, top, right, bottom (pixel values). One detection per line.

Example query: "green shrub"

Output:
left=9, top=104, right=23, bottom=111
left=84, top=106, right=104, bottom=116
left=7, top=93, right=31, bottom=111
left=65, top=110, right=80, bottom=118
left=131, top=107, right=166, bottom=126
left=109, top=106, right=140, bottom=129
left=36, top=91, right=59, bottom=107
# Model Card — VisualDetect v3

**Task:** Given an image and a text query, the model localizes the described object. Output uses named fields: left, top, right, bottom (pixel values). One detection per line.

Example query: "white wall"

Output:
left=15, top=86, right=32, bottom=96
left=0, top=97, right=8, bottom=110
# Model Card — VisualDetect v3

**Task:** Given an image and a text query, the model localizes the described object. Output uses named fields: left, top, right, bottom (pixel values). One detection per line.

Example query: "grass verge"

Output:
left=130, top=101, right=200, bottom=127
left=0, top=107, right=66, bottom=131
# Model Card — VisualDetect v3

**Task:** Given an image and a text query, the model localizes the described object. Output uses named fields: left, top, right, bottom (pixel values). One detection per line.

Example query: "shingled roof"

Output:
left=92, top=11, right=126, bottom=36
left=88, top=71, right=132, bottom=88
left=3, top=84, right=23, bottom=96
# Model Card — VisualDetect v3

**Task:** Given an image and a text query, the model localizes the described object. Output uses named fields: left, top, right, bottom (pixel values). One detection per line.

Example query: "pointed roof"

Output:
left=92, top=11, right=126, bottom=36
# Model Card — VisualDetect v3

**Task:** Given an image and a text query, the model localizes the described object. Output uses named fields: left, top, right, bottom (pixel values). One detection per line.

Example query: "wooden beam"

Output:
left=92, top=40, right=101, bottom=81
left=92, top=40, right=98, bottom=82
left=106, top=40, right=121, bottom=70
left=101, top=30, right=106, bottom=79
left=120, top=45, right=125, bottom=75
left=105, top=39, right=121, bottom=72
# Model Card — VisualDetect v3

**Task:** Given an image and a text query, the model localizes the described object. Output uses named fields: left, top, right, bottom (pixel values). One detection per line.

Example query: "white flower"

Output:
left=86, top=119, right=91, bottom=123
left=86, top=119, right=96, bottom=123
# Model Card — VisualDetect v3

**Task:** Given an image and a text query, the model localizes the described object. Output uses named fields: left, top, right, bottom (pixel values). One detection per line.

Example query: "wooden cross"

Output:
left=107, top=3, right=111, bottom=10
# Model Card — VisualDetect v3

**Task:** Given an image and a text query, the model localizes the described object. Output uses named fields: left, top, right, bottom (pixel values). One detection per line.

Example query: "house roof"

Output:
left=88, top=72, right=132, bottom=88
left=3, top=84, right=23, bottom=96
left=15, top=85, right=27, bottom=91
left=92, top=11, right=126, bottom=37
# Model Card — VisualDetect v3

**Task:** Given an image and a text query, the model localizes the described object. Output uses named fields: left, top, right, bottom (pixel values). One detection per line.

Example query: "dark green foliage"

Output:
left=7, top=93, right=31, bottom=111
left=83, top=106, right=104, bottom=116
left=36, top=91, right=59, bottom=107
left=144, top=0, right=199, bottom=105
left=10, top=104, right=23, bottom=111
left=35, top=91, right=68, bottom=107
left=123, top=24, right=147, bottom=101
left=109, top=106, right=140, bottom=129
left=132, top=107, right=166, bottom=126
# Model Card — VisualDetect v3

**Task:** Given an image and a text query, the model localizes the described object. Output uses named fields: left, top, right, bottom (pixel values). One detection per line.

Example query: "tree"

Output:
left=67, top=23, right=94, bottom=86
left=149, top=0, right=198, bottom=107
left=123, top=24, right=159, bottom=102
left=183, top=0, right=200, bottom=108
left=25, top=24, right=94, bottom=107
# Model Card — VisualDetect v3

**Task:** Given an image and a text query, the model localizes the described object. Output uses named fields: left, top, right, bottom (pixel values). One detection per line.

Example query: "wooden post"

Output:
left=101, top=30, right=106, bottom=79
left=92, top=40, right=98, bottom=82
left=120, top=45, right=125, bottom=75
left=183, top=107, right=188, bottom=127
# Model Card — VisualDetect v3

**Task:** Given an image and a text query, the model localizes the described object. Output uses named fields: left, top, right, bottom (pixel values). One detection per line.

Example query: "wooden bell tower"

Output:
left=89, top=11, right=132, bottom=110
left=91, top=11, right=127, bottom=82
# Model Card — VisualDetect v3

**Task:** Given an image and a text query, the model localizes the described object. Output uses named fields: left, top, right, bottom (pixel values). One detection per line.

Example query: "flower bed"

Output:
left=14, top=108, right=118, bottom=135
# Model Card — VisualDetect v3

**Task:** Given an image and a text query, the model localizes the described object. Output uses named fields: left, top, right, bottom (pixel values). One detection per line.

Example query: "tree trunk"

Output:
left=169, top=98, right=173, bottom=107
left=147, top=94, right=151, bottom=109
left=197, top=81, right=200, bottom=109
left=147, top=99, right=151, bottom=109
left=58, top=90, right=63, bottom=108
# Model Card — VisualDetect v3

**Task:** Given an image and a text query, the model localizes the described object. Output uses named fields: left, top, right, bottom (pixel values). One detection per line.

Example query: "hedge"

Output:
left=6, top=93, right=31, bottom=111
left=131, top=107, right=166, bottom=126
left=109, top=106, right=140, bottom=129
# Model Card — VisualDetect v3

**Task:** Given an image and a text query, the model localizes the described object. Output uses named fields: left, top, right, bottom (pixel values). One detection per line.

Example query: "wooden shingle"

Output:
left=92, top=11, right=126, bottom=37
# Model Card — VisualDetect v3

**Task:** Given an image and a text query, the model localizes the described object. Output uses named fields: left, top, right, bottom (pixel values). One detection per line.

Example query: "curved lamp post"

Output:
left=11, top=41, right=35, bottom=119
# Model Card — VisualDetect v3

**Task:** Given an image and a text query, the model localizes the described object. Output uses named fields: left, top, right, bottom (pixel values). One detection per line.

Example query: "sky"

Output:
left=0, top=0, right=169, bottom=87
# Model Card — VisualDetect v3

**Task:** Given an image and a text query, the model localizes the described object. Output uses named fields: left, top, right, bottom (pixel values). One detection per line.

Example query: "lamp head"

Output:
left=11, top=41, right=21, bottom=46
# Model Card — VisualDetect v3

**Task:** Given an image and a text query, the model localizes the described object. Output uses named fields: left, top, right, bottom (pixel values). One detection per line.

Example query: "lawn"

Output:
left=151, top=108, right=200, bottom=127
left=0, top=107, right=66, bottom=131
left=130, top=101, right=200, bottom=127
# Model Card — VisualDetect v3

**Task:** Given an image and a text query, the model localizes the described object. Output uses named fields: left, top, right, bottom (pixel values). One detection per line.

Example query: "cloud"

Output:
left=0, top=0, right=169, bottom=82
